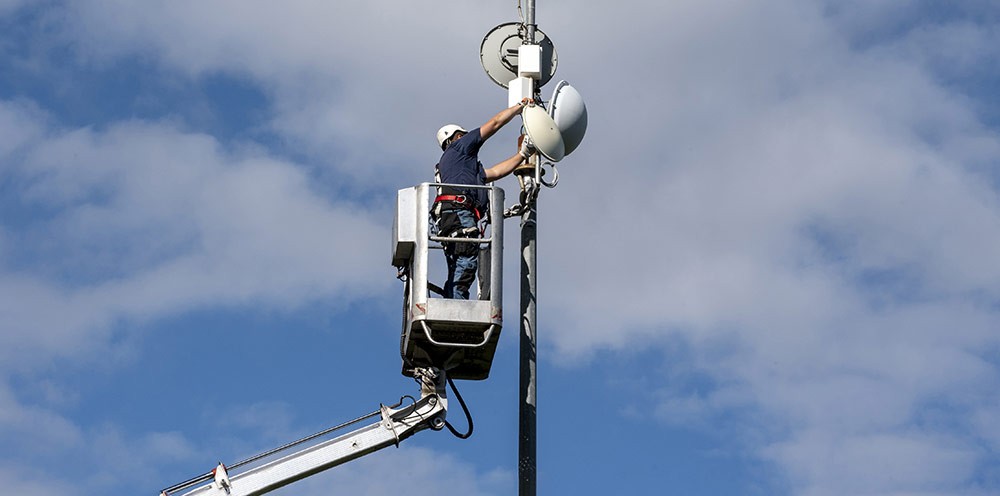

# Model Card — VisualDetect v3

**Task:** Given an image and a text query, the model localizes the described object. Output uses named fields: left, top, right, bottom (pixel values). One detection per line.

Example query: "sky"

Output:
left=2, top=1, right=1000, bottom=495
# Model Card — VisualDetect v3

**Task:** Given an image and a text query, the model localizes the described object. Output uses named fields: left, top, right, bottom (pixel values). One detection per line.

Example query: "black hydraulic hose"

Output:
left=444, top=376, right=474, bottom=439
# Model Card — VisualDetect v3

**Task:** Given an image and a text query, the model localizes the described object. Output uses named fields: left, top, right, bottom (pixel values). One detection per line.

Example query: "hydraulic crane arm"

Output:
left=160, top=368, right=448, bottom=496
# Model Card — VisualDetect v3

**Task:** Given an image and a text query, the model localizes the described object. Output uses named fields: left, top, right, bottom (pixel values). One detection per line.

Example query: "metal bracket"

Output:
left=379, top=403, right=402, bottom=447
left=539, top=161, right=559, bottom=188
left=212, top=463, right=231, bottom=494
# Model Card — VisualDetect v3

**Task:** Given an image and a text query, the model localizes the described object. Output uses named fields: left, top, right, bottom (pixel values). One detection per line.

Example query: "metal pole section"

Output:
left=518, top=190, right=537, bottom=496
left=525, top=0, right=536, bottom=43
left=521, top=2, right=538, bottom=494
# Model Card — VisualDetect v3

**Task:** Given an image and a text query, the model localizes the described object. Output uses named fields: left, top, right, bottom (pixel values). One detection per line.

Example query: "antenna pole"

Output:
left=519, top=2, right=538, bottom=494
left=518, top=176, right=537, bottom=496
left=525, top=0, right=536, bottom=43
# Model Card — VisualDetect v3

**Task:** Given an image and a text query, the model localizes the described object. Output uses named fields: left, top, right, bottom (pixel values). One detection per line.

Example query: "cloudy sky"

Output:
left=2, top=1, right=1000, bottom=494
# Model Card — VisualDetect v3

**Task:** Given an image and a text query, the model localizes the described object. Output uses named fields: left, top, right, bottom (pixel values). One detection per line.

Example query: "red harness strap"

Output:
left=434, top=195, right=481, bottom=221
left=435, top=194, right=469, bottom=204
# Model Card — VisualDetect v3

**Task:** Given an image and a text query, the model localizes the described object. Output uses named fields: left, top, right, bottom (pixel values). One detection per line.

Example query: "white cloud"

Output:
left=0, top=100, right=46, bottom=159
left=0, top=0, right=27, bottom=16
left=0, top=382, right=83, bottom=455
left=1, top=113, right=391, bottom=371
left=144, top=431, right=199, bottom=461
left=971, top=401, right=1000, bottom=452
left=0, top=466, right=73, bottom=496
left=765, top=430, right=981, bottom=496
left=530, top=2, right=1000, bottom=494
left=204, top=401, right=300, bottom=450
left=56, top=0, right=523, bottom=185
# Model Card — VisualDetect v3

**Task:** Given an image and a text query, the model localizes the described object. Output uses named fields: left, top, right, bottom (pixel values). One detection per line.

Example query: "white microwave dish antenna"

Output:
left=480, top=22, right=558, bottom=89
left=522, top=105, right=564, bottom=162
left=548, top=81, right=588, bottom=156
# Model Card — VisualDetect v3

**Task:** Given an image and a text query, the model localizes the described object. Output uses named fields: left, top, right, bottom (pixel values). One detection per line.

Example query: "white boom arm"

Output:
left=160, top=368, right=448, bottom=496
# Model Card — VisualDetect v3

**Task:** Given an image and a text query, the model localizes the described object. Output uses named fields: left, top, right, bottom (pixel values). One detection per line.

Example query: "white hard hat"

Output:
left=436, top=124, right=467, bottom=150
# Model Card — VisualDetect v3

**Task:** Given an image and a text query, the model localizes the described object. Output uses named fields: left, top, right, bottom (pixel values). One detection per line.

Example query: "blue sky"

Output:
left=2, top=1, right=1000, bottom=495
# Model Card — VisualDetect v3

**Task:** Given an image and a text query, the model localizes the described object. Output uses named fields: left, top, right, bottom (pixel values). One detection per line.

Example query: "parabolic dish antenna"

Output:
left=523, top=105, right=564, bottom=162
left=548, top=81, right=588, bottom=156
left=480, top=22, right=558, bottom=89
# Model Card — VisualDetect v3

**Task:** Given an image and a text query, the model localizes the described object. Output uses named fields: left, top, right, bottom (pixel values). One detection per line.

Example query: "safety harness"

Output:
left=434, top=195, right=481, bottom=220
left=433, top=164, right=483, bottom=237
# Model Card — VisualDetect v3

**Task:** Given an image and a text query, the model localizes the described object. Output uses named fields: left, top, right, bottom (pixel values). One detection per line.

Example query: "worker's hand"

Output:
left=519, top=135, right=536, bottom=159
left=517, top=97, right=532, bottom=113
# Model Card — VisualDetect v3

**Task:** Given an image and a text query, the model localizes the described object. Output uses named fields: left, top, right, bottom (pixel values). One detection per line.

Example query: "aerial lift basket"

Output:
left=393, top=183, right=504, bottom=380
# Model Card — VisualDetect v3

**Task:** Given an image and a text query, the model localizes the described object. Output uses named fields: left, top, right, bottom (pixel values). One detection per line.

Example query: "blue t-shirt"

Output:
left=437, top=128, right=489, bottom=210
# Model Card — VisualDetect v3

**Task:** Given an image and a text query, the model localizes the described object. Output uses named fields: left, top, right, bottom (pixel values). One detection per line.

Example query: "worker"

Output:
left=435, top=98, right=535, bottom=299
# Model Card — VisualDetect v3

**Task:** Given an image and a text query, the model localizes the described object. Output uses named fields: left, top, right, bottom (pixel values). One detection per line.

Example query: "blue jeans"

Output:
left=442, top=209, right=479, bottom=299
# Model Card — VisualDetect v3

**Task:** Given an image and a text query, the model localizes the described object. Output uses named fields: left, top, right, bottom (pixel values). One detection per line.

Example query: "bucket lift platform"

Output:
left=393, top=183, right=504, bottom=380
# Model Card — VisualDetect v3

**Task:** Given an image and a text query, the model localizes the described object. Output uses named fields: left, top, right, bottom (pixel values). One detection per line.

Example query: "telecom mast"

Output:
left=480, top=1, right=588, bottom=493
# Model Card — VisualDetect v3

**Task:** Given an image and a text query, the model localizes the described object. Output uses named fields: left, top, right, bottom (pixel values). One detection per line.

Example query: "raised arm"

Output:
left=484, top=134, right=535, bottom=181
left=479, top=98, right=530, bottom=141
left=484, top=153, right=526, bottom=181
